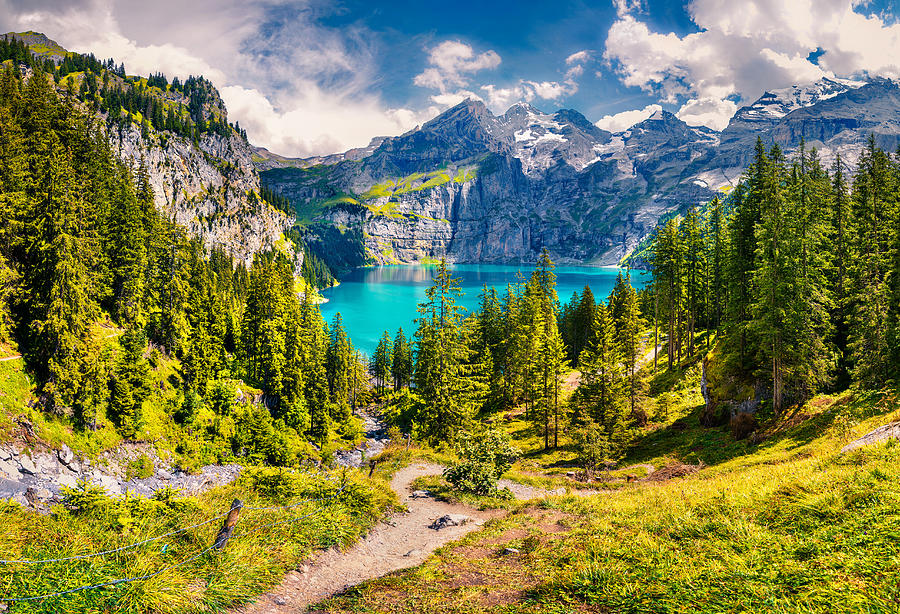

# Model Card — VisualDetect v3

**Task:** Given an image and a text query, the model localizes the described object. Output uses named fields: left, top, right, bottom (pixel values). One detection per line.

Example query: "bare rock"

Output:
left=502, top=547, right=520, bottom=555
left=841, top=422, right=900, bottom=454
left=429, top=514, right=471, bottom=530
left=410, top=490, right=430, bottom=499
left=18, top=455, right=37, bottom=475
left=0, top=459, right=19, bottom=479
left=58, top=444, right=75, bottom=466
left=0, top=447, right=11, bottom=461
left=273, top=596, right=287, bottom=606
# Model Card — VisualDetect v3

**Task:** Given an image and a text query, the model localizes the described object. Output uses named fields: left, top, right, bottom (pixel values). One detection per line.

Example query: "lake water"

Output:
left=319, top=264, right=646, bottom=356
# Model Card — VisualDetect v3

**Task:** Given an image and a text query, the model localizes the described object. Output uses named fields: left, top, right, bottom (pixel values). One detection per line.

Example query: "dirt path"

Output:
left=236, top=463, right=502, bottom=613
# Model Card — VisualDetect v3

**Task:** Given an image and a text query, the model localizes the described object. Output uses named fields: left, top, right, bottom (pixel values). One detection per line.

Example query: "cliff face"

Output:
left=6, top=31, right=293, bottom=267
left=113, top=124, right=290, bottom=266
left=260, top=78, right=900, bottom=268
left=261, top=102, right=716, bottom=265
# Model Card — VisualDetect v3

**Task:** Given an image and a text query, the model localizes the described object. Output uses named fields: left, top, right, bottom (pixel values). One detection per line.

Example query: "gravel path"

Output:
left=236, top=463, right=500, bottom=613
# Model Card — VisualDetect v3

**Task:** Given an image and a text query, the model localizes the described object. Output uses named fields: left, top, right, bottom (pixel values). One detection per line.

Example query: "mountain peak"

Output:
left=3, top=31, right=68, bottom=63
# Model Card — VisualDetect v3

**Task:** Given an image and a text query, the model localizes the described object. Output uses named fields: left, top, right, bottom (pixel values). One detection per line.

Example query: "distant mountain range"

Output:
left=259, top=76, right=900, bottom=266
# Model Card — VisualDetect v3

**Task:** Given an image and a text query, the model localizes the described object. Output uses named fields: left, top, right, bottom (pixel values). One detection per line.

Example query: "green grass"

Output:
left=0, top=468, right=397, bottom=613
left=320, top=339, right=900, bottom=613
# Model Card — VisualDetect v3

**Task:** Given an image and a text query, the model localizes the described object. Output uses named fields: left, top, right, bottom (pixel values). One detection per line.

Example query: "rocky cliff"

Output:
left=113, top=122, right=291, bottom=266
left=6, top=31, right=293, bottom=266
left=260, top=78, right=900, bottom=267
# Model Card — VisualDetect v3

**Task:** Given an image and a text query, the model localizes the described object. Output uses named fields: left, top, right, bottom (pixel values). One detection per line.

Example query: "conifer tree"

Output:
left=573, top=303, right=628, bottom=454
left=371, top=331, right=393, bottom=394
left=391, top=327, right=412, bottom=390
left=616, top=280, right=644, bottom=417
left=413, top=259, right=479, bottom=443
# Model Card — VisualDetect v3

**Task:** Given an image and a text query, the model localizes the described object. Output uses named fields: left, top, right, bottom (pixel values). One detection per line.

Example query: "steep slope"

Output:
left=3, top=32, right=291, bottom=265
left=259, top=76, right=900, bottom=269
left=262, top=100, right=717, bottom=266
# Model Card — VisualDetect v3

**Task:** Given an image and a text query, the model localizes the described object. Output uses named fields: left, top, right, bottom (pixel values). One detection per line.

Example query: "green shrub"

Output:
left=125, top=453, right=154, bottom=480
left=571, top=419, right=613, bottom=478
left=444, top=428, right=519, bottom=496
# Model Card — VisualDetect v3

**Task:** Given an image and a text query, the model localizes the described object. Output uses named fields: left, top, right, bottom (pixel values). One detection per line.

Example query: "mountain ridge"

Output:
left=2, top=31, right=292, bottom=266
left=257, top=76, right=900, bottom=268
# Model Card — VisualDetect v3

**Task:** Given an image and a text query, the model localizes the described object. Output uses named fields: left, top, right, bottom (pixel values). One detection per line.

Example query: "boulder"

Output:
left=429, top=514, right=471, bottom=530
left=410, top=490, right=431, bottom=499
left=841, top=422, right=900, bottom=454
left=18, top=455, right=37, bottom=475
left=34, top=453, right=59, bottom=474
left=502, top=547, right=520, bottom=555
left=0, top=459, right=19, bottom=479
left=58, top=444, right=75, bottom=466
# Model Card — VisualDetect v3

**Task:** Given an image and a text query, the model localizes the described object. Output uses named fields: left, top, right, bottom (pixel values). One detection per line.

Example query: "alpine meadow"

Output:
left=1, top=2, right=900, bottom=613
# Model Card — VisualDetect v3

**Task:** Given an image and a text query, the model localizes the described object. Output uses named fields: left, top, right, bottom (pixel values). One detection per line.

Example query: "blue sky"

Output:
left=2, top=0, right=900, bottom=156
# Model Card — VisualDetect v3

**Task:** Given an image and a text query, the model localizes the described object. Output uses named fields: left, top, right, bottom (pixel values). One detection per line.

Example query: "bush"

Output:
left=125, top=453, right=154, bottom=480
left=730, top=412, right=758, bottom=440
left=444, top=428, right=519, bottom=496
left=571, top=419, right=612, bottom=478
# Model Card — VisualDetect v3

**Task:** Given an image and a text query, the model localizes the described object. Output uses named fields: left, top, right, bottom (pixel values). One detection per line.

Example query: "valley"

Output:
left=1, top=20, right=900, bottom=614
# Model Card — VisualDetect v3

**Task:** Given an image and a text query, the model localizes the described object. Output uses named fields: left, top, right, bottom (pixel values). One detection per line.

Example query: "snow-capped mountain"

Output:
left=257, top=77, right=900, bottom=267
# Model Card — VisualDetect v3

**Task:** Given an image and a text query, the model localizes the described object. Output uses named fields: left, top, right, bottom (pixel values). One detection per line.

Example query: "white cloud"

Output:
left=220, top=85, right=430, bottom=157
left=0, top=0, right=441, bottom=157
left=413, top=39, right=582, bottom=115
left=413, top=40, right=501, bottom=93
left=566, top=50, right=592, bottom=65
left=595, top=103, right=661, bottom=132
left=613, top=0, right=644, bottom=18
left=675, top=97, right=737, bottom=131
left=603, top=1, right=900, bottom=130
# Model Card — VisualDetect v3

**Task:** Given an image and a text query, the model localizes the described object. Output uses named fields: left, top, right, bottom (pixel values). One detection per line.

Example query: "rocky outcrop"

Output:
left=112, top=123, right=291, bottom=266
left=840, top=422, right=900, bottom=454
left=0, top=442, right=242, bottom=509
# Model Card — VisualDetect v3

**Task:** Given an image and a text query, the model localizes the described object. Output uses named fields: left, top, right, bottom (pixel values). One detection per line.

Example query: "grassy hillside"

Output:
left=321, top=350, right=900, bottom=613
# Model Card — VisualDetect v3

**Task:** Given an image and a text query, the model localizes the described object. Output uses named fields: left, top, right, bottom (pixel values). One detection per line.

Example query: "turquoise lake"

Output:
left=319, top=264, right=647, bottom=356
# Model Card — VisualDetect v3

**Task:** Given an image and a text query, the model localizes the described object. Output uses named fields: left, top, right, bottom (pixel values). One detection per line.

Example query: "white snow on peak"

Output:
left=742, top=77, right=867, bottom=121
left=515, top=129, right=535, bottom=142
left=535, top=132, right=567, bottom=144
left=647, top=109, right=666, bottom=120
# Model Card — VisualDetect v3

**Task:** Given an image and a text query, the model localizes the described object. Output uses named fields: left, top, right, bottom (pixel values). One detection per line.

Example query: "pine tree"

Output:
left=108, top=328, right=151, bottom=438
left=573, top=303, right=628, bottom=454
left=616, top=280, right=644, bottom=418
left=413, top=260, right=478, bottom=443
left=391, top=327, right=412, bottom=390
left=371, top=331, right=393, bottom=394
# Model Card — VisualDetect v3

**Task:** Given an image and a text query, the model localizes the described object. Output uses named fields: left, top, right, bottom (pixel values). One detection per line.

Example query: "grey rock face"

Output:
left=111, top=125, right=291, bottom=267
left=57, top=444, right=74, bottom=466
left=263, top=79, right=900, bottom=267
left=18, top=455, right=37, bottom=475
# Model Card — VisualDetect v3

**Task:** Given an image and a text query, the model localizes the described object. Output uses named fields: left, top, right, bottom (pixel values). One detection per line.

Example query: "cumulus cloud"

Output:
left=612, top=0, right=644, bottom=18
left=413, top=39, right=584, bottom=114
left=413, top=40, right=501, bottom=93
left=603, top=0, right=900, bottom=130
left=595, top=103, right=661, bottom=132
left=0, top=0, right=437, bottom=157
left=675, top=97, right=737, bottom=130
left=220, top=85, right=431, bottom=157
